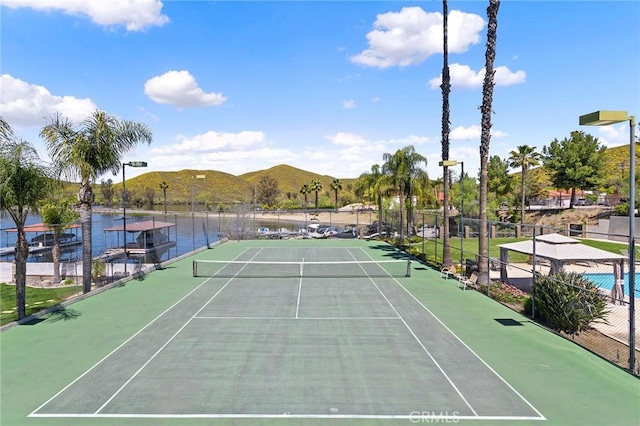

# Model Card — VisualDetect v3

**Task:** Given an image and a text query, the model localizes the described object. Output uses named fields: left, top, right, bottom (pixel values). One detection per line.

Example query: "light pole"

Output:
left=580, top=110, right=636, bottom=373
left=191, top=174, right=206, bottom=250
left=440, top=160, right=464, bottom=268
left=122, top=161, right=147, bottom=276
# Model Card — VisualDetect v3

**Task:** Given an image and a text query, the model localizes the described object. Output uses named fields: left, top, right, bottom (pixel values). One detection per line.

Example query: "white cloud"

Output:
left=146, top=147, right=299, bottom=177
left=429, top=64, right=526, bottom=89
left=388, top=135, right=430, bottom=146
left=351, top=7, right=485, bottom=68
left=144, top=70, right=227, bottom=107
left=596, top=123, right=628, bottom=147
left=151, top=130, right=265, bottom=155
left=342, top=100, right=356, bottom=109
left=0, top=74, right=97, bottom=126
left=142, top=129, right=436, bottom=178
left=327, top=132, right=369, bottom=147
left=0, top=0, right=169, bottom=31
left=371, top=97, right=381, bottom=103
left=450, top=124, right=508, bottom=140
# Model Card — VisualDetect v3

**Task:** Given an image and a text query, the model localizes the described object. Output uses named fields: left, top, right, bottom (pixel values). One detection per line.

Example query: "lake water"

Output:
left=1, top=209, right=363, bottom=263
left=0, top=211, right=251, bottom=262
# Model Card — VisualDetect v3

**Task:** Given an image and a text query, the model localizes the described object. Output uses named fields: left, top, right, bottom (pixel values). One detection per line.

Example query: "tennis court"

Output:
left=2, top=239, right=639, bottom=425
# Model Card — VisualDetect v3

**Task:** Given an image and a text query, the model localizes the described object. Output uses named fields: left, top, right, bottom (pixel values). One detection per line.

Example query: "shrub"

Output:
left=533, top=271, right=608, bottom=335
left=92, top=259, right=107, bottom=286
left=479, top=282, right=530, bottom=306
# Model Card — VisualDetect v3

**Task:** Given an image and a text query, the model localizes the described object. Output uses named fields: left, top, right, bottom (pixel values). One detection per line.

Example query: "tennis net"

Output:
left=192, top=259, right=411, bottom=278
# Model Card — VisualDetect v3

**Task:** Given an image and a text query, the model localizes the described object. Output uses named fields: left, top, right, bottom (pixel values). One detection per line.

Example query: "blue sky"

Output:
left=1, top=0, right=638, bottom=182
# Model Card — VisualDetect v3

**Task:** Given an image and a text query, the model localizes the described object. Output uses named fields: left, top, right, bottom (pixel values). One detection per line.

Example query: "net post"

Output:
left=192, top=260, right=197, bottom=277
left=406, top=259, right=411, bottom=277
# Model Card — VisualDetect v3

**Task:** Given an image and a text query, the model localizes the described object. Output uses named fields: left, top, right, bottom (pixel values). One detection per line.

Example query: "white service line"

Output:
left=350, top=248, right=478, bottom=416
left=296, top=257, right=304, bottom=318
left=358, top=246, right=546, bottom=420
left=95, top=248, right=268, bottom=414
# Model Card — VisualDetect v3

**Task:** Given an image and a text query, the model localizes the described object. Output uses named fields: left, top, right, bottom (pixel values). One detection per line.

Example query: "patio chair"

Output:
left=457, top=272, right=478, bottom=291
left=489, top=258, right=500, bottom=271
left=440, top=266, right=459, bottom=280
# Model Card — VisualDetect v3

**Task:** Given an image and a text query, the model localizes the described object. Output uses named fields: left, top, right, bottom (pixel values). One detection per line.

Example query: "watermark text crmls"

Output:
left=409, top=411, right=460, bottom=424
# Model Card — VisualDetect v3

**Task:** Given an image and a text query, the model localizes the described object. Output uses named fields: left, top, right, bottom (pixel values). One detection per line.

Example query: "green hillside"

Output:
left=122, top=170, right=252, bottom=205
left=117, top=164, right=357, bottom=206
left=239, top=164, right=347, bottom=197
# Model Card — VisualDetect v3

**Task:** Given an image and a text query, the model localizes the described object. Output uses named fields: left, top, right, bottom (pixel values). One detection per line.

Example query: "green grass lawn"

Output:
left=0, top=284, right=82, bottom=326
left=410, top=236, right=531, bottom=264
left=411, top=235, right=636, bottom=266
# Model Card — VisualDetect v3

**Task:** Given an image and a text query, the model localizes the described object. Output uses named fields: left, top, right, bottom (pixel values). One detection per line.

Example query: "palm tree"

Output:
left=508, top=145, right=541, bottom=226
left=330, top=178, right=342, bottom=212
left=160, top=181, right=169, bottom=214
left=299, top=184, right=311, bottom=209
left=310, top=179, right=323, bottom=214
left=477, top=0, right=501, bottom=286
left=382, top=146, right=427, bottom=240
left=441, top=0, right=453, bottom=267
left=357, top=165, right=386, bottom=232
left=0, top=117, right=54, bottom=319
left=40, top=110, right=152, bottom=293
left=414, top=171, right=435, bottom=210
left=41, top=200, right=79, bottom=284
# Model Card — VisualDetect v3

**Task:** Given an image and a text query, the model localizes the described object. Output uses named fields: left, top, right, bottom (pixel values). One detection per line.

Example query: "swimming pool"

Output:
left=582, top=273, right=640, bottom=295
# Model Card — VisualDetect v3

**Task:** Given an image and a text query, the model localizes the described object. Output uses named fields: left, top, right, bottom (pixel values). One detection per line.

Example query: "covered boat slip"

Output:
left=98, top=219, right=177, bottom=263
left=0, top=223, right=82, bottom=258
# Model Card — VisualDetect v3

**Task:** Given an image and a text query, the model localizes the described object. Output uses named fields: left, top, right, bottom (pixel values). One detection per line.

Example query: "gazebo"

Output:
left=498, top=233, right=627, bottom=300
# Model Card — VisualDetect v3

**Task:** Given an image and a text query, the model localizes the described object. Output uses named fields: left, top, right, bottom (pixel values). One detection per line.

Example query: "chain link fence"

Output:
left=2, top=207, right=638, bottom=375
left=406, top=211, right=639, bottom=376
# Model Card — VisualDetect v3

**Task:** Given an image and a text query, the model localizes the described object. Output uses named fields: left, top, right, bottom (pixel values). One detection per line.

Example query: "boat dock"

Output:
left=0, top=241, right=82, bottom=258
left=94, top=241, right=177, bottom=263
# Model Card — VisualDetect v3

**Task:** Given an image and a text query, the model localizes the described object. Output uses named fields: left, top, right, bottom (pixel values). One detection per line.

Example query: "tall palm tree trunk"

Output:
left=520, top=168, right=526, bottom=225
left=441, top=0, right=453, bottom=266
left=79, top=181, right=95, bottom=293
left=163, top=189, right=167, bottom=215
left=14, top=229, right=28, bottom=319
left=399, top=182, right=405, bottom=242
left=52, top=233, right=61, bottom=283
left=477, top=0, right=500, bottom=286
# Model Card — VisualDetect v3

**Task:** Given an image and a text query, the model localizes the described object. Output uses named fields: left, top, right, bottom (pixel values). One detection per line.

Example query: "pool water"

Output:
left=582, top=273, right=640, bottom=295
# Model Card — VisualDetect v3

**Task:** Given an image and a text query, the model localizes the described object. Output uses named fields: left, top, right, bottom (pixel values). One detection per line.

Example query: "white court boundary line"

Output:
left=357, top=247, right=546, bottom=421
left=346, top=249, right=478, bottom=416
left=28, top=413, right=545, bottom=421
left=29, top=247, right=257, bottom=418
left=29, top=245, right=544, bottom=421
left=92, top=248, right=267, bottom=415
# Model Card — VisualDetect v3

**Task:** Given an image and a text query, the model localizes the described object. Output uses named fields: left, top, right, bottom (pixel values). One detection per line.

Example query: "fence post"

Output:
left=421, top=211, right=425, bottom=258
left=487, top=220, right=491, bottom=296
left=531, top=226, right=537, bottom=319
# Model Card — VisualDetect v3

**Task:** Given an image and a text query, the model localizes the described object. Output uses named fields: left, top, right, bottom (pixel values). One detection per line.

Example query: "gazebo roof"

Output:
left=498, top=233, right=625, bottom=262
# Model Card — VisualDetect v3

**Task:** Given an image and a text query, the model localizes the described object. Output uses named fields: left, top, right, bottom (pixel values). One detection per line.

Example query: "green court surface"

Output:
left=1, top=239, right=638, bottom=426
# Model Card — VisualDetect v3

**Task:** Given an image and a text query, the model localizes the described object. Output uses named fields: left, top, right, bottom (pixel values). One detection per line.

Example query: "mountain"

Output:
left=122, top=164, right=357, bottom=205
left=239, top=164, right=351, bottom=196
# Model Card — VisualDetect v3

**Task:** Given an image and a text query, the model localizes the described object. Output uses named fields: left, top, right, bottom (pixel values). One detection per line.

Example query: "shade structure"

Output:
left=498, top=233, right=626, bottom=265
